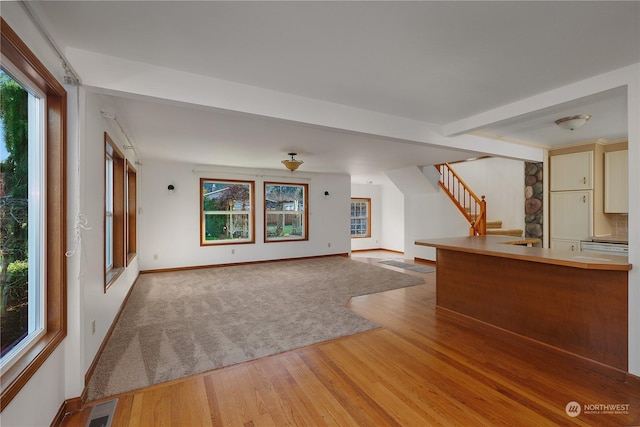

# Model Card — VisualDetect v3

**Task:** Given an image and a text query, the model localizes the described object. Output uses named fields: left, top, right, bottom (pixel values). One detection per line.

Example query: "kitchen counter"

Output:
left=415, top=234, right=629, bottom=371
left=415, top=235, right=631, bottom=271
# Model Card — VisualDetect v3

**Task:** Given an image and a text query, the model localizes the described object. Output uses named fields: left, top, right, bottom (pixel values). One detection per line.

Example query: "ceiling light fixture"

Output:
left=554, top=115, right=591, bottom=131
left=282, top=152, right=303, bottom=172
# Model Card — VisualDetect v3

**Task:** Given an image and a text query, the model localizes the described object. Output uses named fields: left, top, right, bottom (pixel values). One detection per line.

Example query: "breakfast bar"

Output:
left=415, top=235, right=632, bottom=371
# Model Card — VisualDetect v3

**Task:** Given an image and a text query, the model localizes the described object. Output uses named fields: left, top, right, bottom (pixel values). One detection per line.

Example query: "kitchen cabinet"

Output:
left=604, top=150, right=628, bottom=213
left=550, top=151, right=593, bottom=191
left=550, top=190, right=593, bottom=241
left=550, top=238, right=580, bottom=252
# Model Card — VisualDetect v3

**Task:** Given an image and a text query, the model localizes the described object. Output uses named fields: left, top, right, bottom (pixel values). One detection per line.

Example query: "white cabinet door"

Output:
left=550, top=190, right=592, bottom=240
left=550, top=239, right=581, bottom=252
left=604, top=150, right=628, bottom=213
left=550, top=151, right=593, bottom=191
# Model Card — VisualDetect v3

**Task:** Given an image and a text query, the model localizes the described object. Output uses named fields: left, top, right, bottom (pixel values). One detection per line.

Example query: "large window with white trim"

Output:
left=350, top=198, right=371, bottom=238
left=0, top=19, right=66, bottom=409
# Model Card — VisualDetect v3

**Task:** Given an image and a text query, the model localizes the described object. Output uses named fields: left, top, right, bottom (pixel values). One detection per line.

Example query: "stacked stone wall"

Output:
left=525, top=162, right=543, bottom=240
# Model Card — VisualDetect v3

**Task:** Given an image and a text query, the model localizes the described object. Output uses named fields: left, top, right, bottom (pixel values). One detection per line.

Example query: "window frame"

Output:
left=200, top=178, right=255, bottom=246
left=126, top=160, right=137, bottom=265
left=350, top=198, right=371, bottom=238
left=264, top=182, right=309, bottom=243
left=0, top=18, right=67, bottom=410
left=104, top=132, right=125, bottom=289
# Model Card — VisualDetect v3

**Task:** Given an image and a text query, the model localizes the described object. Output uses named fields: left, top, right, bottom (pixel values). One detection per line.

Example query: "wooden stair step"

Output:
left=486, top=228, right=524, bottom=237
left=469, top=214, right=502, bottom=226
left=486, top=220, right=502, bottom=229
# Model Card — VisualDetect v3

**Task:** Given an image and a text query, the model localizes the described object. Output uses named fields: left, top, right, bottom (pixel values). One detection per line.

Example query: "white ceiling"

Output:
left=31, top=1, right=639, bottom=182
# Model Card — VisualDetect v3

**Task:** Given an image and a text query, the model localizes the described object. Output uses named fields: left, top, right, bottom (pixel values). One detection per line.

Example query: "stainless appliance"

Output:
left=580, top=240, right=628, bottom=256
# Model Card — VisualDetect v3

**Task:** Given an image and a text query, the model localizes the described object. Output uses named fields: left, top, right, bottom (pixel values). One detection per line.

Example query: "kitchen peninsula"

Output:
left=415, top=235, right=631, bottom=371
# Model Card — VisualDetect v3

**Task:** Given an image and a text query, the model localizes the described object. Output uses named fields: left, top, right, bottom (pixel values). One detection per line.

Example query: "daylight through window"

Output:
left=264, top=183, right=308, bottom=242
left=0, top=69, right=45, bottom=368
left=350, top=198, right=371, bottom=238
left=201, top=178, right=254, bottom=245
left=105, top=133, right=125, bottom=289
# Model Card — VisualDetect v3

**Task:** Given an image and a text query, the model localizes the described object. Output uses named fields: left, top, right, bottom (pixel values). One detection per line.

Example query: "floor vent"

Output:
left=86, top=398, right=118, bottom=427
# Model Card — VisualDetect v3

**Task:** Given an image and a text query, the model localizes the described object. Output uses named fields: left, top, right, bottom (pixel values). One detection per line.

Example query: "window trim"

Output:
left=104, top=133, right=125, bottom=289
left=350, top=198, right=371, bottom=238
left=0, top=18, right=67, bottom=410
left=264, top=182, right=309, bottom=243
left=200, top=178, right=255, bottom=246
left=126, top=160, right=137, bottom=265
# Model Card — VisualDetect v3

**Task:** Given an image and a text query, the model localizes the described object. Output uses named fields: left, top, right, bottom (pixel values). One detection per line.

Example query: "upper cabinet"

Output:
left=549, top=151, right=595, bottom=249
left=604, top=149, right=628, bottom=213
left=550, top=151, right=593, bottom=191
left=549, top=142, right=626, bottom=242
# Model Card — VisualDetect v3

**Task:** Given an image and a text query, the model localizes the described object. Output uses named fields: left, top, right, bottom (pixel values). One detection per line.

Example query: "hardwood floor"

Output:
left=62, top=252, right=640, bottom=426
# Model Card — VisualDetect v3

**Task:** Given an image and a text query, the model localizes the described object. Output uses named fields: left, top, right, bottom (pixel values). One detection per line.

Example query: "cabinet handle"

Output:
left=571, top=245, right=575, bottom=251
left=582, top=195, right=586, bottom=203
left=583, top=177, right=586, bottom=184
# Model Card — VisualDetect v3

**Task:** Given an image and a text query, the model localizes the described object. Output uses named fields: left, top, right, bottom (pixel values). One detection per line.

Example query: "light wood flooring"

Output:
left=62, top=251, right=640, bottom=426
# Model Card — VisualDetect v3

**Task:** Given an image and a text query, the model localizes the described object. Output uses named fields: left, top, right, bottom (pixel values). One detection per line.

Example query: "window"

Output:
left=0, top=63, right=46, bottom=370
left=105, top=133, right=124, bottom=288
left=201, top=178, right=254, bottom=245
left=351, top=198, right=371, bottom=238
left=0, top=18, right=66, bottom=409
left=264, top=183, right=308, bottom=242
left=126, top=160, right=137, bottom=265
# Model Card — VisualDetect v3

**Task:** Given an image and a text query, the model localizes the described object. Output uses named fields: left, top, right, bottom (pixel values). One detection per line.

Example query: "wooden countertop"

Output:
left=415, top=235, right=632, bottom=271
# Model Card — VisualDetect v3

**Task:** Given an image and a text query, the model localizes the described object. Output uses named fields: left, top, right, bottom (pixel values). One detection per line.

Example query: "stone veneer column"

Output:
left=524, top=162, right=543, bottom=241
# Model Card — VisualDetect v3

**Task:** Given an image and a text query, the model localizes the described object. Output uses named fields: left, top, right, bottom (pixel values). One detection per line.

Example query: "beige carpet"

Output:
left=86, top=256, right=424, bottom=401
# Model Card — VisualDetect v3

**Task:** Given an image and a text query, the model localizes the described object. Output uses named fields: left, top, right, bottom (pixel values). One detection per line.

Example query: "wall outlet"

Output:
left=328, top=242, right=331, bottom=247
left=91, top=320, right=96, bottom=335
left=153, top=253, right=158, bottom=260
left=231, top=249, right=235, bottom=254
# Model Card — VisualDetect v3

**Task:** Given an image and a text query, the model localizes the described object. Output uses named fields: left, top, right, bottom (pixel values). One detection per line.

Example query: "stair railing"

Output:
left=435, top=163, right=487, bottom=236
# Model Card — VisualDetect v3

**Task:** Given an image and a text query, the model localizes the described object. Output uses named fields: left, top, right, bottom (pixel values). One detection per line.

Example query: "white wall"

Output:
left=405, top=190, right=470, bottom=261
left=452, top=157, right=526, bottom=230
left=350, top=181, right=404, bottom=253
left=139, top=160, right=351, bottom=271
left=81, top=92, right=140, bottom=371
left=380, top=183, right=405, bottom=252
left=626, top=72, right=640, bottom=375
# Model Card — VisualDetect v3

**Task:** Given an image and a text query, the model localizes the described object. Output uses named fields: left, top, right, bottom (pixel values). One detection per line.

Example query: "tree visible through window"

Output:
left=201, top=178, right=254, bottom=245
left=264, top=183, right=308, bottom=242
left=351, top=198, right=371, bottom=237
left=0, top=70, right=37, bottom=360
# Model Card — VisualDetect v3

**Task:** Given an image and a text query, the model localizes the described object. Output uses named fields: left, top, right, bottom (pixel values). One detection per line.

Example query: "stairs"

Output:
left=485, top=219, right=524, bottom=237
left=437, top=162, right=524, bottom=238
left=469, top=215, right=524, bottom=237
left=436, top=163, right=487, bottom=236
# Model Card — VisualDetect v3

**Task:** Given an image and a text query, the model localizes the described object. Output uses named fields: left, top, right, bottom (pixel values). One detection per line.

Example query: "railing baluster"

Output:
left=434, top=163, right=487, bottom=236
